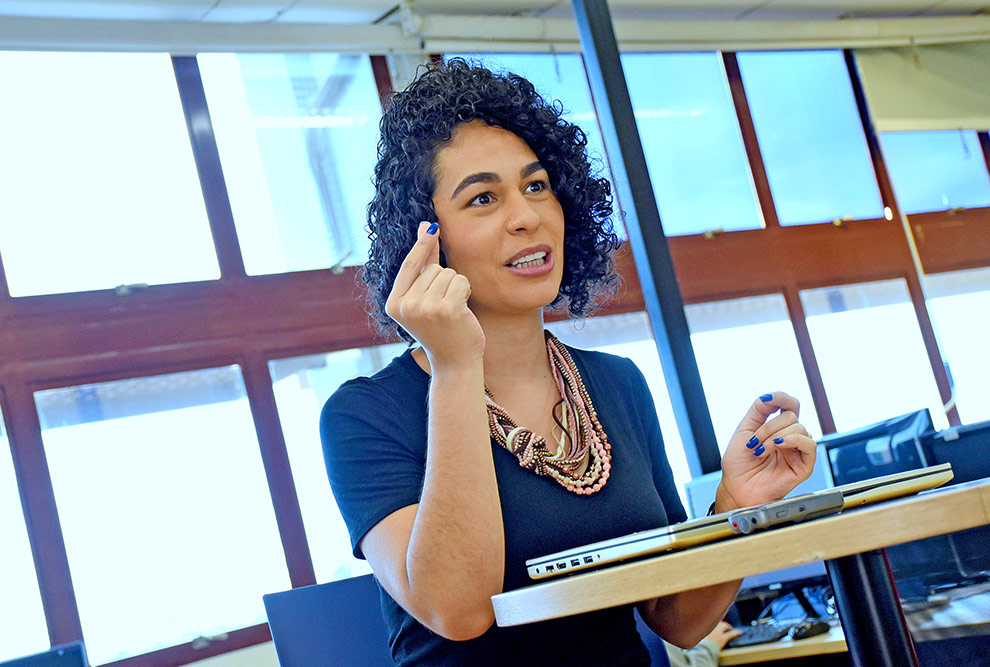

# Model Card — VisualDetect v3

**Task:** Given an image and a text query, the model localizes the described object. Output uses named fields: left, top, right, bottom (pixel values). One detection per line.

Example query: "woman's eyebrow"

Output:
left=521, top=161, right=545, bottom=178
left=450, top=172, right=499, bottom=200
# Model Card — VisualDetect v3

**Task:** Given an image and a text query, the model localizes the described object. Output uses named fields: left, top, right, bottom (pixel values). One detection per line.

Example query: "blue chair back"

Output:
left=263, top=574, right=393, bottom=666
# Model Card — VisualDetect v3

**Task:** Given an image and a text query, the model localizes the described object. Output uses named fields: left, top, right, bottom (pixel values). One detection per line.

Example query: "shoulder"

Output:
left=320, top=349, right=427, bottom=433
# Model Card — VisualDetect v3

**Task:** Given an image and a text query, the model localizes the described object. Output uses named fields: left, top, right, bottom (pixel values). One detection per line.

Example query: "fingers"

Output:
left=736, top=391, right=800, bottom=434
left=388, top=221, right=441, bottom=301
left=746, top=422, right=815, bottom=459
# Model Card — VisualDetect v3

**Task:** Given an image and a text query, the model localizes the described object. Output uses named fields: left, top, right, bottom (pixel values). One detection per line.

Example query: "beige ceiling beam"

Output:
left=419, top=14, right=990, bottom=52
left=1, top=13, right=989, bottom=54
left=0, top=15, right=418, bottom=54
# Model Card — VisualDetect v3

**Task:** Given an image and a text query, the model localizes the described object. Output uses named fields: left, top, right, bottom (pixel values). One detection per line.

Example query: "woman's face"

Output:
left=430, top=120, right=565, bottom=319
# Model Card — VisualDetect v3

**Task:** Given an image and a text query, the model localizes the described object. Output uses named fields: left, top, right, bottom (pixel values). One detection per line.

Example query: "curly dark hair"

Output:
left=363, top=57, right=620, bottom=341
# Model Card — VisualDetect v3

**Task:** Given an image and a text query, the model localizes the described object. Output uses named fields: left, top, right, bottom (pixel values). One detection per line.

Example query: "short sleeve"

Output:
left=320, top=378, right=427, bottom=558
left=621, top=357, right=688, bottom=524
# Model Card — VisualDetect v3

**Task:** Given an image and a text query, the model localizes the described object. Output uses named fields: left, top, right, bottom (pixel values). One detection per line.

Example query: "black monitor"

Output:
left=918, top=420, right=990, bottom=579
left=821, top=409, right=934, bottom=484
left=919, top=419, right=990, bottom=484
left=0, top=643, right=88, bottom=667
left=822, top=409, right=987, bottom=598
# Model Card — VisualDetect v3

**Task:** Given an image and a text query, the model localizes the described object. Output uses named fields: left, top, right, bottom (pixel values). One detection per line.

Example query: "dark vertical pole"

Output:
left=825, top=550, right=919, bottom=667
left=571, top=0, right=719, bottom=475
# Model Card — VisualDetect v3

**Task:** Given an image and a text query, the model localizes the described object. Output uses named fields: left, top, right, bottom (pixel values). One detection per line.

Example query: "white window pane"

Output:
left=0, top=418, right=50, bottom=662
left=269, top=344, right=406, bottom=583
left=549, top=312, right=689, bottom=509
left=737, top=50, right=884, bottom=226
left=686, top=294, right=822, bottom=454
left=801, top=280, right=948, bottom=432
left=0, top=52, right=219, bottom=297
left=622, top=52, right=764, bottom=235
left=925, top=267, right=990, bottom=424
left=198, top=53, right=383, bottom=275
left=880, top=130, right=990, bottom=214
left=34, top=367, right=290, bottom=664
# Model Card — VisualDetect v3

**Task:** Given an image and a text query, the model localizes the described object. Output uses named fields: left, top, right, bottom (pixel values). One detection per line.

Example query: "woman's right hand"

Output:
left=385, top=222, right=485, bottom=368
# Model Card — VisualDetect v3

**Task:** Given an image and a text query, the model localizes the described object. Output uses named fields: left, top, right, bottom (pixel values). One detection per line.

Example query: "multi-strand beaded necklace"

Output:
left=485, top=333, right=612, bottom=495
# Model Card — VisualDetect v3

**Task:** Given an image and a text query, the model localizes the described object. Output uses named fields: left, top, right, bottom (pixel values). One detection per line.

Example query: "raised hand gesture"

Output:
left=385, top=222, right=485, bottom=369
left=716, top=392, right=817, bottom=510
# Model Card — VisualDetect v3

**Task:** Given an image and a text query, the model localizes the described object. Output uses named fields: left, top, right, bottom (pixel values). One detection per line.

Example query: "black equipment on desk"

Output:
left=823, top=411, right=990, bottom=598
left=727, top=585, right=834, bottom=648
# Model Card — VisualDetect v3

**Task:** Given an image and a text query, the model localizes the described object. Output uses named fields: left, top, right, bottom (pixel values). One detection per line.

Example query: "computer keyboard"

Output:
left=725, top=621, right=797, bottom=648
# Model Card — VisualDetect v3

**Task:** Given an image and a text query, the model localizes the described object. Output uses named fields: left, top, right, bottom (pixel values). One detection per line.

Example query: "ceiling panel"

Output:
left=0, top=0, right=987, bottom=24
left=277, top=0, right=398, bottom=24
left=0, top=0, right=216, bottom=21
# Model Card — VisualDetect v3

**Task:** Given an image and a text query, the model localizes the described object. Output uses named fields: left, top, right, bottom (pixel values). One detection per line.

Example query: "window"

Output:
left=736, top=50, right=884, bottom=226
left=269, top=344, right=407, bottom=583
left=34, top=367, right=290, bottom=664
left=0, top=51, right=219, bottom=297
left=879, top=130, right=990, bottom=214
left=198, top=53, right=383, bottom=275
left=549, top=312, right=689, bottom=508
left=622, top=52, right=763, bottom=235
left=800, top=279, right=947, bottom=432
left=924, top=267, right=990, bottom=424
left=685, top=294, right=822, bottom=453
left=0, top=416, right=50, bottom=662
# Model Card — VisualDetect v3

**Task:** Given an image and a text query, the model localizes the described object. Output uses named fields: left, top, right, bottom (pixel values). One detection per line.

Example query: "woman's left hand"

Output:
left=716, top=392, right=817, bottom=511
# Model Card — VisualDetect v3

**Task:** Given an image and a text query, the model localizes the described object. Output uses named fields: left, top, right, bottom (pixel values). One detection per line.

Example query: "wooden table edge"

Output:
left=493, top=480, right=990, bottom=627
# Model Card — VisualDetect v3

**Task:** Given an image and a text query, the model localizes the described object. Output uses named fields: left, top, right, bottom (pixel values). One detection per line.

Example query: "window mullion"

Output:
left=240, top=354, right=317, bottom=589
left=171, top=55, right=246, bottom=280
left=1, top=384, right=83, bottom=646
left=980, top=131, right=990, bottom=176
left=781, top=287, right=837, bottom=435
left=844, top=50, right=960, bottom=427
left=721, top=51, right=780, bottom=229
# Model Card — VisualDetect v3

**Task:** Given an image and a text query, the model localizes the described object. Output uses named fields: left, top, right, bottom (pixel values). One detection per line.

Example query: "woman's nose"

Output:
left=504, top=192, right=541, bottom=232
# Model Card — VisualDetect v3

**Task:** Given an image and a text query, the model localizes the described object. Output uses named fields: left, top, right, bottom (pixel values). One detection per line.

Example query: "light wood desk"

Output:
left=492, top=479, right=990, bottom=666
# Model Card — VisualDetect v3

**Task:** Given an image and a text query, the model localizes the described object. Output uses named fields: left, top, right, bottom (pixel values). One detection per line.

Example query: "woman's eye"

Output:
left=469, top=192, right=493, bottom=206
left=526, top=180, right=548, bottom=193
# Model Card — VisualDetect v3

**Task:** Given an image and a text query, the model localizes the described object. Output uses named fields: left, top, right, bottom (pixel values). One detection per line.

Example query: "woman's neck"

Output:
left=478, top=311, right=551, bottom=387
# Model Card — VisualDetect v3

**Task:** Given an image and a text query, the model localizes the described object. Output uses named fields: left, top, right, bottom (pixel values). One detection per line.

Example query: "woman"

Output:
left=320, top=58, right=816, bottom=665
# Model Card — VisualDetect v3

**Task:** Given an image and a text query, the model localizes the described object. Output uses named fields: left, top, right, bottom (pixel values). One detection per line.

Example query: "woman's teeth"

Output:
left=510, top=252, right=546, bottom=268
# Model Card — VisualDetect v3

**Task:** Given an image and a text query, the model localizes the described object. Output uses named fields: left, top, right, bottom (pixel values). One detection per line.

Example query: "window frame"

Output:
left=0, top=47, right=986, bottom=665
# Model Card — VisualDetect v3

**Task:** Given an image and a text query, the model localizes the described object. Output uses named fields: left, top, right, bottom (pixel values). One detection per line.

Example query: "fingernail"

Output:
left=754, top=444, right=766, bottom=456
left=773, top=437, right=784, bottom=444
left=746, top=436, right=759, bottom=449
left=426, top=222, right=439, bottom=235
left=759, top=393, right=773, bottom=402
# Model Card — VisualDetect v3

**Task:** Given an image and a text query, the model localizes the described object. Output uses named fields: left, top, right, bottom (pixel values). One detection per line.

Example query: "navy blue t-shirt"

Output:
left=320, top=343, right=687, bottom=666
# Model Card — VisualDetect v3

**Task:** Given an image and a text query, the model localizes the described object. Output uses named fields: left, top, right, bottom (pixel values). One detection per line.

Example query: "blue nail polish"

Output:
left=759, top=393, right=773, bottom=402
left=754, top=444, right=766, bottom=456
left=426, top=222, right=439, bottom=235
left=773, top=437, right=784, bottom=444
left=746, top=436, right=759, bottom=449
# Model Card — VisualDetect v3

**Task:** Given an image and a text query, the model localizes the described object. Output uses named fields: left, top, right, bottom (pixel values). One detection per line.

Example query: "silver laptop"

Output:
left=526, top=463, right=954, bottom=580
